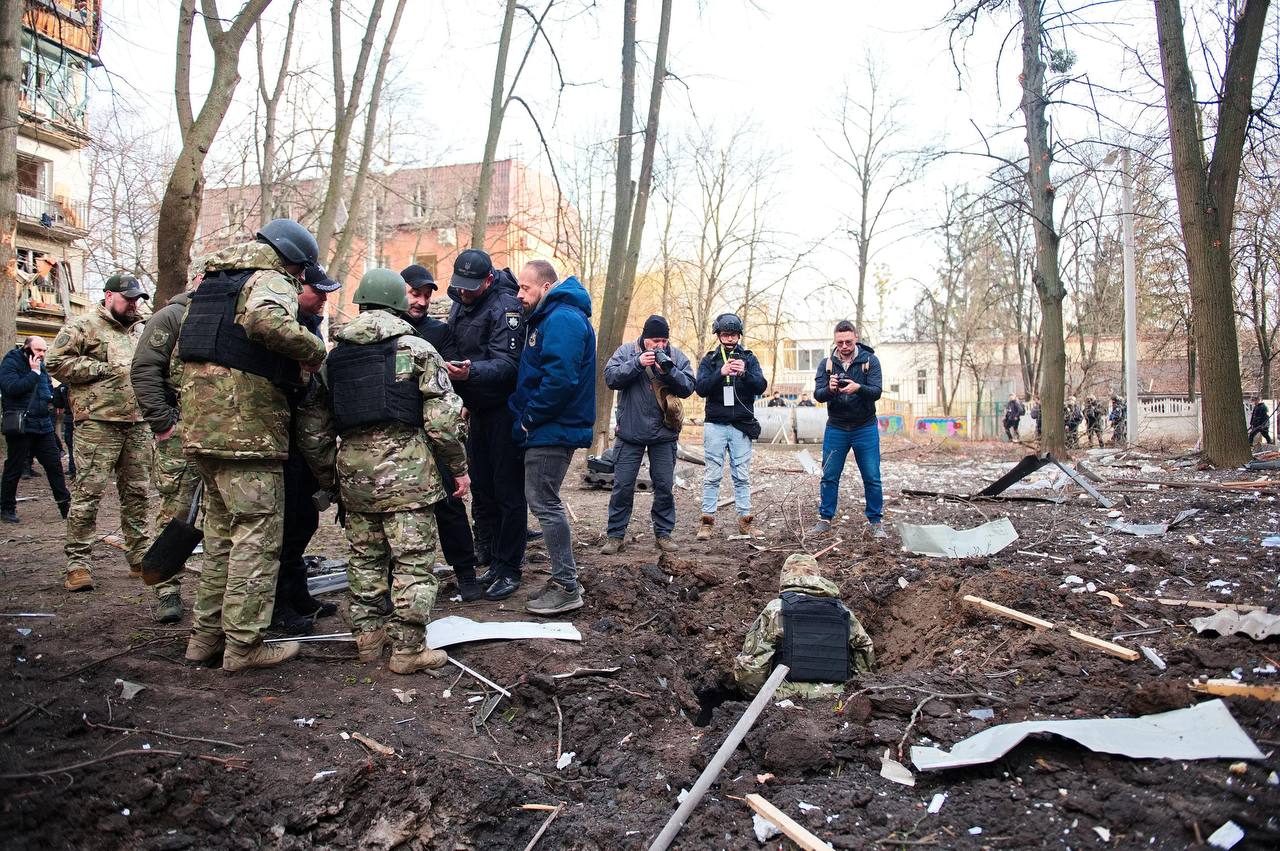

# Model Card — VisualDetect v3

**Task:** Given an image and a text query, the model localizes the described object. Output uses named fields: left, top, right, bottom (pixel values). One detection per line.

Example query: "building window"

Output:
left=413, top=253, right=437, bottom=279
left=20, top=32, right=88, bottom=128
left=916, top=369, right=927, bottom=396
left=17, top=154, right=48, bottom=197
left=889, top=383, right=900, bottom=395
left=783, top=344, right=827, bottom=372
left=411, top=185, right=429, bottom=219
left=225, top=200, right=248, bottom=229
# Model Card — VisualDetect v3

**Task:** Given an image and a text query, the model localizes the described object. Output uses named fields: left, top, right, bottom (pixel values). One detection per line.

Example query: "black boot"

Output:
left=283, top=558, right=337, bottom=619
left=454, top=565, right=483, bottom=602
left=57, top=500, right=70, bottom=519
left=270, top=568, right=315, bottom=635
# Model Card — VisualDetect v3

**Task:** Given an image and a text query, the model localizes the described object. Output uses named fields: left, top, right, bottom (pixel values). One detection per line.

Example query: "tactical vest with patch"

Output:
left=777, top=591, right=851, bottom=683
left=325, top=337, right=423, bottom=435
left=178, top=269, right=303, bottom=389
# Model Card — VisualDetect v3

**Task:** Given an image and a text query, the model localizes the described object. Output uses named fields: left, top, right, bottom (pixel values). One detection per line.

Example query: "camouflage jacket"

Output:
left=732, top=572, right=875, bottom=699
left=178, top=242, right=327, bottom=461
left=131, top=292, right=190, bottom=435
left=45, top=304, right=145, bottom=424
left=296, top=310, right=468, bottom=513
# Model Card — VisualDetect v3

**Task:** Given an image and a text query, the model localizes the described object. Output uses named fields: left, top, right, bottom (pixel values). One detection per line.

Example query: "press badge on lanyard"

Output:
left=723, top=384, right=735, bottom=407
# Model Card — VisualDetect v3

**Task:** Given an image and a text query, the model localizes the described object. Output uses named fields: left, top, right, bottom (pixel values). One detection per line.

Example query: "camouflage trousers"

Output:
left=190, top=458, right=284, bottom=651
left=65, top=420, right=152, bottom=577
left=345, top=508, right=441, bottom=652
left=149, top=431, right=199, bottom=599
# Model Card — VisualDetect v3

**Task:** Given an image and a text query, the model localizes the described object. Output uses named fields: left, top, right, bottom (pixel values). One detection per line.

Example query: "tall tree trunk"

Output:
left=1154, top=0, right=1266, bottom=466
left=256, top=0, right=301, bottom=228
left=0, top=0, right=20, bottom=344
left=155, top=0, right=274, bottom=305
left=1018, top=0, right=1066, bottom=455
left=472, top=0, right=518, bottom=248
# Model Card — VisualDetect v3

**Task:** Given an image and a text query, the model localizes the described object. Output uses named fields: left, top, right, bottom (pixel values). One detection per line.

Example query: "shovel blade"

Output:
left=141, top=519, right=204, bottom=586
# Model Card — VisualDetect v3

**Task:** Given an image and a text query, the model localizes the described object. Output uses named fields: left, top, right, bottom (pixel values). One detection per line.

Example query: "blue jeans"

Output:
left=819, top=421, right=883, bottom=523
left=523, top=446, right=579, bottom=592
left=702, top=422, right=753, bottom=515
left=607, top=439, right=677, bottom=539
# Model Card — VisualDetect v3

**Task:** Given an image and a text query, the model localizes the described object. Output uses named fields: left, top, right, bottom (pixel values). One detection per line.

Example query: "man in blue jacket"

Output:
left=808, top=321, right=885, bottom=539
left=601, top=314, right=695, bottom=553
left=510, top=259, right=594, bottom=615
left=1, top=336, right=71, bottom=523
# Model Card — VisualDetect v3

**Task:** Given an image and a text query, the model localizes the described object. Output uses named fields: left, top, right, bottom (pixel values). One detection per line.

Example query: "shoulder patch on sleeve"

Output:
left=433, top=366, right=451, bottom=393
left=54, top=331, right=70, bottom=348
left=149, top=328, right=172, bottom=350
left=505, top=311, right=521, bottom=330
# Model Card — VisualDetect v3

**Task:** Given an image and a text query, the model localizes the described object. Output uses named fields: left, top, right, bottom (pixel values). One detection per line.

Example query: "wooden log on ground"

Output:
left=962, top=594, right=1055, bottom=630
left=1189, top=679, right=1280, bottom=702
left=1066, top=629, right=1140, bottom=661
left=744, top=793, right=834, bottom=851
left=1157, top=598, right=1267, bottom=613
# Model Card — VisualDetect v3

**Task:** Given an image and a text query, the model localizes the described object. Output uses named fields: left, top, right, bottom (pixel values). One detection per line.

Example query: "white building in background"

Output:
left=9, top=0, right=100, bottom=344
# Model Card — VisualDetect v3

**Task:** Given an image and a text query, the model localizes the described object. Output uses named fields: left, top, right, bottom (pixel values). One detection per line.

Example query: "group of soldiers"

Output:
left=1014, top=393, right=1127, bottom=446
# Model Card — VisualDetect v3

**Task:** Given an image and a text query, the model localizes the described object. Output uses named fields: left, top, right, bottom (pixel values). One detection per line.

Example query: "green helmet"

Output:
left=353, top=268, right=409, bottom=313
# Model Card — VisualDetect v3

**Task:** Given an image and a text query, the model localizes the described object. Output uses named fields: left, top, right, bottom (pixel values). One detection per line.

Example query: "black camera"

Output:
left=652, top=348, right=674, bottom=372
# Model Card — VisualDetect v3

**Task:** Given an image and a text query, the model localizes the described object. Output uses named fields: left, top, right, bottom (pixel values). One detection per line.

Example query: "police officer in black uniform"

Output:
left=445, top=249, right=527, bottom=601
left=400, top=263, right=482, bottom=600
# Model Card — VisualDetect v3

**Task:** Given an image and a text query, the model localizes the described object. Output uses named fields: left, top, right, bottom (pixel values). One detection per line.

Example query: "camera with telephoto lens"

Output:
left=652, top=347, right=673, bottom=372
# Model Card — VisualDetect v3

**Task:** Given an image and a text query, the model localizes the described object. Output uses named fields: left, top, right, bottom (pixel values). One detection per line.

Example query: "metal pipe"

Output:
left=1119, top=147, right=1141, bottom=445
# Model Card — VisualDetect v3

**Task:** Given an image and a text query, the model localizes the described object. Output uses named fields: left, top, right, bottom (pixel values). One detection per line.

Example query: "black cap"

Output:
left=450, top=249, right=493, bottom=292
left=302, top=264, right=342, bottom=293
left=642, top=315, right=670, bottom=340
left=104, top=274, right=149, bottom=300
left=401, top=263, right=437, bottom=291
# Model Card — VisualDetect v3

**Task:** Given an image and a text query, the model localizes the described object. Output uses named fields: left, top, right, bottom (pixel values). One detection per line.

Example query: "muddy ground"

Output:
left=2, top=436, right=1278, bottom=850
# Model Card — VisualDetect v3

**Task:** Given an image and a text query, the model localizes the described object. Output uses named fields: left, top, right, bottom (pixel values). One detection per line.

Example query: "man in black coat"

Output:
left=1249, top=396, right=1272, bottom=446
left=1, top=336, right=70, bottom=523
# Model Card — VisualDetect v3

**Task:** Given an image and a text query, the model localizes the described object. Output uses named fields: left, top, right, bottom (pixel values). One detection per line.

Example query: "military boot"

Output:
left=269, top=599, right=315, bottom=636
left=223, top=641, right=299, bottom=672
left=153, top=594, right=183, bottom=624
left=356, top=629, right=387, bottom=663
left=185, top=633, right=225, bottom=664
left=388, top=648, right=448, bottom=674
left=600, top=537, right=624, bottom=555
left=56, top=499, right=70, bottom=519
left=655, top=536, right=677, bottom=553
left=738, top=515, right=755, bottom=536
left=63, top=568, right=94, bottom=591
left=696, top=515, right=714, bottom=541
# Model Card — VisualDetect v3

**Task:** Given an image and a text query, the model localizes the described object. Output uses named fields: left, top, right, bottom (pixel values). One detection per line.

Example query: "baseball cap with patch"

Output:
left=302, top=264, right=342, bottom=292
left=401, top=263, right=437, bottom=291
left=449, top=249, right=493, bottom=292
left=104, top=274, right=149, bottom=300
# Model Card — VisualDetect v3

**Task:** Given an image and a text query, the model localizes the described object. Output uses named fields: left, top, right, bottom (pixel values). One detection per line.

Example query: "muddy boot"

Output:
left=129, top=563, right=143, bottom=580
left=281, top=560, right=337, bottom=620
left=269, top=599, right=315, bottom=636
left=453, top=566, right=484, bottom=602
left=738, top=515, right=755, bottom=536
left=869, top=522, right=888, bottom=540
left=655, top=536, right=677, bottom=553
left=63, top=568, right=94, bottom=591
left=526, top=581, right=584, bottom=616
left=600, top=537, right=624, bottom=555
left=356, top=628, right=387, bottom=663
left=388, top=647, right=448, bottom=674
left=807, top=518, right=831, bottom=536
left=696, top=515, right=714, bottom=541
left=185, top=632, right=225, bottom=664
left=223, top=641, right=299, bottom=672
left=153, top=594, right=183, bottom=624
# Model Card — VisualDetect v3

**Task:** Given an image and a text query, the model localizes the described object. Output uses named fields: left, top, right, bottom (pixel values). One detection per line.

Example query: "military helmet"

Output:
left=255, top=218, right=319, bottom=267
left=779, top=553, right=822, bottom=588
left=713, top=313, right=744, bottom=335
left=353, top=268, right=409, bottom=313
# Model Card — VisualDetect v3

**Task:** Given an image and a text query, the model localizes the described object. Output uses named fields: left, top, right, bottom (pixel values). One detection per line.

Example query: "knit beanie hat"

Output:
left=642, top=315, right=670, bottom=340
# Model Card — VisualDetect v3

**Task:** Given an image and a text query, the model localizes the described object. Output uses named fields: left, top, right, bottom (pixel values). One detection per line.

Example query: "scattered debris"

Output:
left=1157, top=598, right=1266, bottom=613
left=962, top=594, right=1139, bottom=660
left=879, top=747, right=915, bottom=786
left=306, top=572, right=349, bottom=595
left=265, top=631, right=353, bottom=643
left=743, top=793, right=834, bottom=851
left=910, top=700, right=1264, bottom=771
left=1189, top=680, right=1280, bottom=702
left=1108, top=509, right=1200, bottom=537
left=1190, top=609, right=1280, bottom=641
left=114, top=679, right=145, bottom=701
left=752, top=814, right=781, bottom=843
left=927, top=792, right=947, bottom=814
left=16, top=628, right=31, bottom=637
left=795, top=449, right=820, bottom=475
left=1093, top=826, right=1113, bottom=842
left=427, top=616, right=582, bottom=649
left=1207, top=820, right=1245, bottom=850
left=350, top=732, right=395, bottom=757
left=555, top=751, right=575, bottom=770
left=967, top=708, right=995, bottom=721
left=293, top=718, right=316, bottom=727
left=0, top=612, right=55, bottom=618
left=391, top=688, right=417, bottom=704
left=1141, top=647, right=1167, bottom=671
left=446, top=655, right=512, bottom=698
left=311, top=769, right=337, bottom=782
left=898, top=517, right=1018, bottom=558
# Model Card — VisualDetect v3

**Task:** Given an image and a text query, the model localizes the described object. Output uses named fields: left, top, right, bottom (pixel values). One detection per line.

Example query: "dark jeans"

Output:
left=279, top=441, right=319, bottom=594
left=2, top=430, right=70, bottom=512
left=819, top=421, right=883, bottom=524
left=1002, top=419, right=1019, bottom=441
left=524, top=445, right=577, bottom=591
left=434, top=460, right=478, bottom=580
left=468, top=407, right=527, bottom=579
left=606, top=439, right=676, bottom=539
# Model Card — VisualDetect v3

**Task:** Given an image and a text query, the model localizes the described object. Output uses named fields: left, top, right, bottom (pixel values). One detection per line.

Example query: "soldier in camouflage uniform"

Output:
left=733, top=554, right=875, bottom=699
left=177, top=221, right=327, bottom=672
left=45, top=275, right=153, bottom=593
left=297, top=268, right=471, bottom=674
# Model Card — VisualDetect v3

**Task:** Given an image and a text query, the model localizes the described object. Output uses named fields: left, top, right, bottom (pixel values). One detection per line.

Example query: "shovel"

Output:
left=142, top=480, right=204, bottom=586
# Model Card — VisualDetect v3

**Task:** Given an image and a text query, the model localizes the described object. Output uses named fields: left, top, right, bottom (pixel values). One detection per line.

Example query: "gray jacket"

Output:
left=604, top=339, right=695, bottom=444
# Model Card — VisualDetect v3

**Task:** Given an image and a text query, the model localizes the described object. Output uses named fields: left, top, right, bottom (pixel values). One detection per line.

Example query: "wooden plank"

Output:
left=1189, top=680, right=1280, bottom=702
left=744, top=794, right=834, bottom=851
left=1066, top=629, right=1139, bottom=661
left=962, top=595, right=1055, bottom=630
left=1157, top=598, right=1267, bottom=613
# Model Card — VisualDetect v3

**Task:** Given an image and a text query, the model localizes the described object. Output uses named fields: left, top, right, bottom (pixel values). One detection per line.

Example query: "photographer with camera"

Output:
left=2, top=336, right=70, bottom=524
left=601, top=315, right=694, bottom=554
left=808, top=321, right=885, bottom=539
left=695, top=313, right=767, bottom=539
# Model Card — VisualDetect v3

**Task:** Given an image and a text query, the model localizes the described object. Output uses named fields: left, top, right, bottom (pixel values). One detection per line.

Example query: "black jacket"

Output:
left=813, top=343, right=882, bottom=429
left=1003, top=399, right=1025, bottom=423
left=447, top=270, right=524, bottom=412
left=0, top=346, right=55, bottom=434
left=406, top=313, right=458, bottom=362
left=1251, top=402, right=1270, bottom=429
left=694, top=346, right=767, bottom=424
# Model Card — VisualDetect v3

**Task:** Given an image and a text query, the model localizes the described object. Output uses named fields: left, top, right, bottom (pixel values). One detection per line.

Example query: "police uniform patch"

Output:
left=149, top=328, right=171, bottom=349
left=505, top=312, right=520, bottom=330
left=435, top=366, right=451, bottom=392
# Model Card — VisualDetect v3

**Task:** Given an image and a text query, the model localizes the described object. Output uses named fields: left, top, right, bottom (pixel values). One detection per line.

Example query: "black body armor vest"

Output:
left=178, top=269, right=303, bottom=389
left=325, top=337, right=424, bottom=435
left=776, top=591, right=850, bottom=683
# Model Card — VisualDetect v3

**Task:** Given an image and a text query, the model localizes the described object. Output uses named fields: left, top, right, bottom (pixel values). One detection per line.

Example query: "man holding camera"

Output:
left=808, top=321, right=885, bottom=539
left=601, top=315, right=695, bottom=553
left=695, top=313, right=767, bottom=539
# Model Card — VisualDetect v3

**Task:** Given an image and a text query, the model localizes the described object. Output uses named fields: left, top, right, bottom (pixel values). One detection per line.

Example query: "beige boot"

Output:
left=63, top=568, right=95, bottom=592
left=696, top=515, right=714, bottom=541
left=355, top=629, right=387, bottom=663
left=184, top=632, right=225, bottom=664
left=738, top=515, right=755, bottom=536
left=655, top=535, right=677, bottom=553
left=388, top=648, right=448, bottom=674
left=222, top=640, right=299, bottom=672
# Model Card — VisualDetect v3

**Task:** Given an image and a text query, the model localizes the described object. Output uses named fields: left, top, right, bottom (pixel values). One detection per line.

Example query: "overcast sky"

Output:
left=94, top=0, right=1160, bottom=335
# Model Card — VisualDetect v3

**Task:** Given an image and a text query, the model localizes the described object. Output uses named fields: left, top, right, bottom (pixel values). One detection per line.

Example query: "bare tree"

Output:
left=0, top=0, right=21, bottom=341
left=86, top=114, right=171, bottom=286
left=1234, top=142, right=1280, bottom=396
left=154, top=0, right=275, bottom=305
left=254, top=0, right=301, bottom=227
left=1154, top=0, right=1269, bottom=465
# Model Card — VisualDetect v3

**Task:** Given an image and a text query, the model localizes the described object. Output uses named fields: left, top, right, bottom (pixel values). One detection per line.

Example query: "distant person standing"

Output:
left=1063, top=396, right=1083, bottom=448
left=1030, top=395, right=1042, bottom=438
left=767, top=391, right=786, bottom=408
left=1, top=336, right=70, bottom=524
left=1001, top=394, right=1024, bottom=441
left=1249, top=396, right=1272, bottom=446
left=601, top=314, right=694, bottom=554
left=1083, top=395, right=1105, bottom=448
left=797, top=393, right=815, bottom=408
left=1108, top=395, right=1127, bottom=446
left=808, top=321, right=884, bottom=539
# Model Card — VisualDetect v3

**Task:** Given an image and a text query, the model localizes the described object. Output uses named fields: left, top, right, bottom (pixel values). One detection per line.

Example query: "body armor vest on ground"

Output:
left=325, top=337, right=424, bottom=435
left=777, top=591, right=850, bottom=683
left=178, top=269, right=303, bottom=389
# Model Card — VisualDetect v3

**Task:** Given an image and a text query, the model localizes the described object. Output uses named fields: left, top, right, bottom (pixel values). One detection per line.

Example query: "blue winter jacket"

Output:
left=813, top=342, right=882, bottom=429
left=0, top=346, right=56, bottom=434
left=509, top=276, right=596, bottom=448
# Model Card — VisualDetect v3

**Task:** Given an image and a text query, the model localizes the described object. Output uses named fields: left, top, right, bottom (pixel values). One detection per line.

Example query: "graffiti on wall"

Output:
left=915, top=417, right=966, bottom=436
left=878, top=414, right=905, bottom=435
